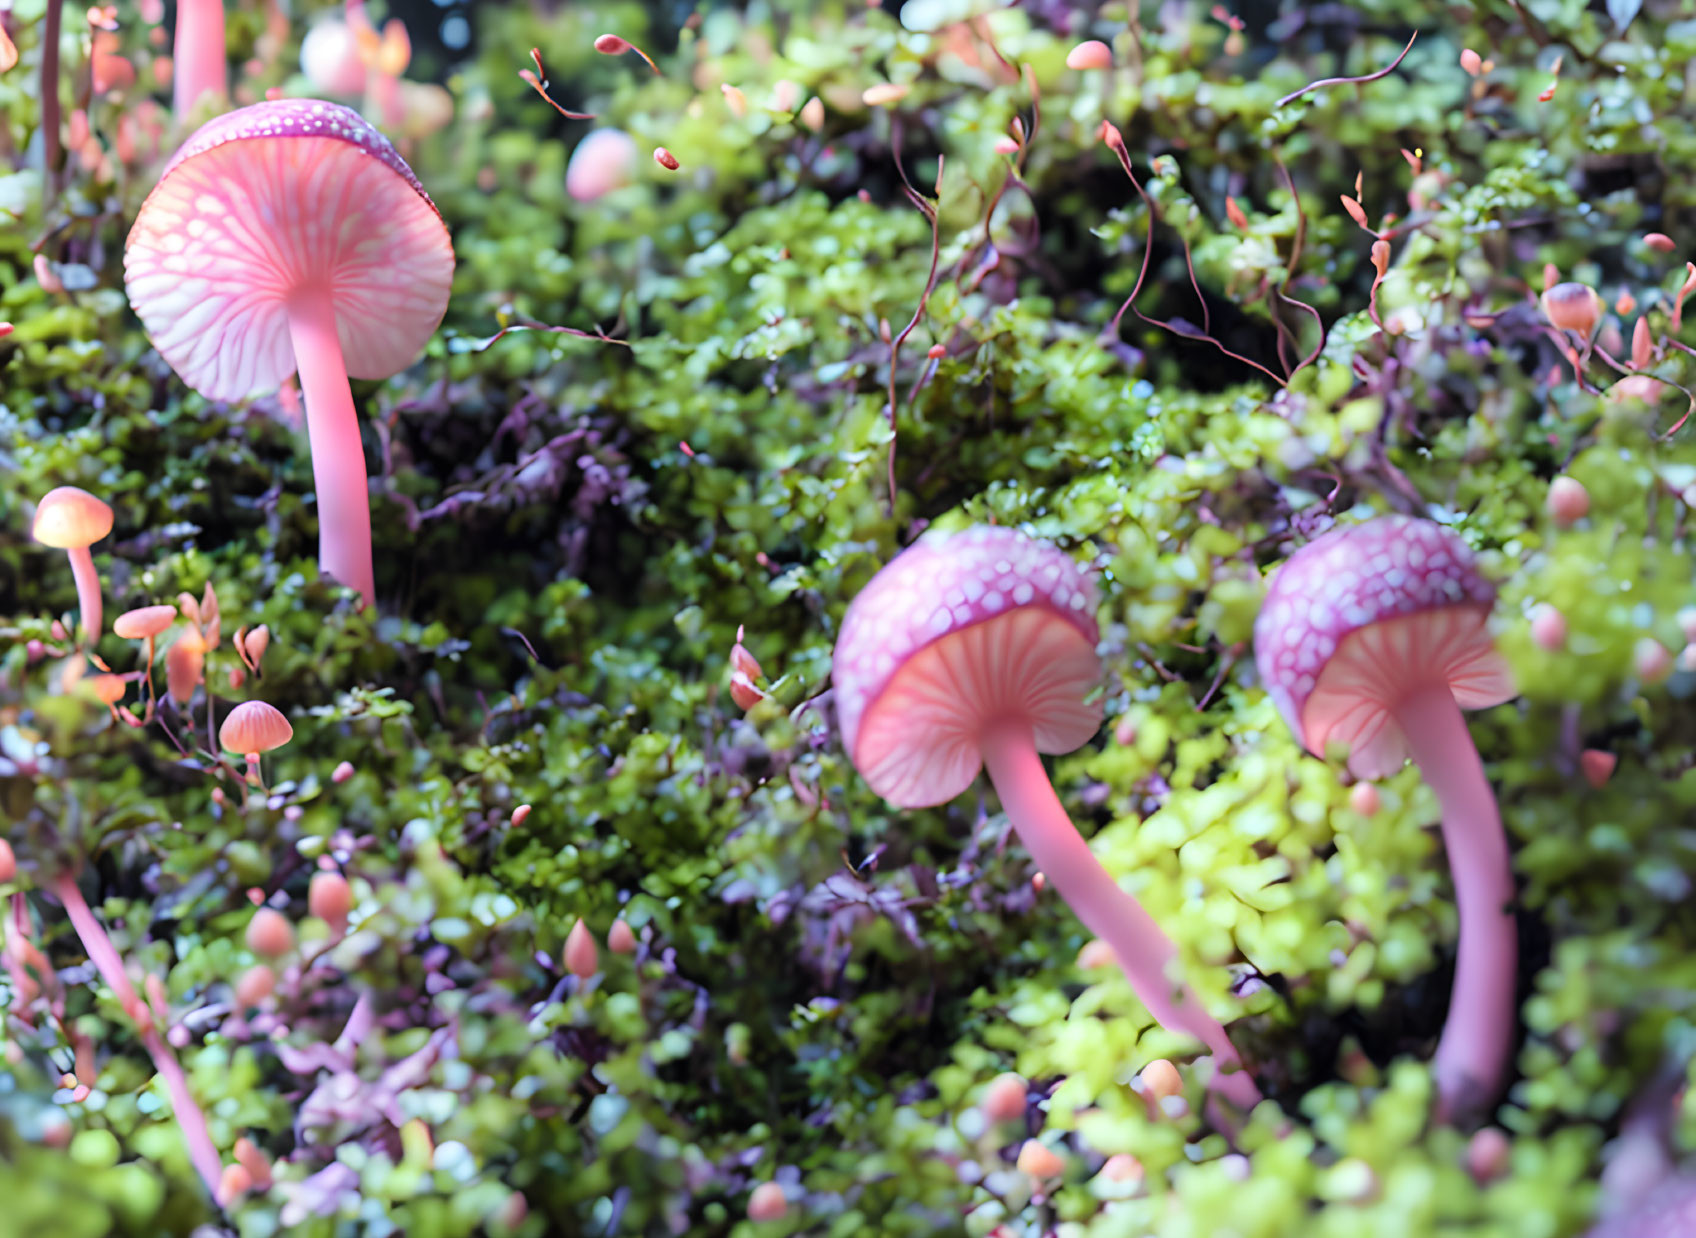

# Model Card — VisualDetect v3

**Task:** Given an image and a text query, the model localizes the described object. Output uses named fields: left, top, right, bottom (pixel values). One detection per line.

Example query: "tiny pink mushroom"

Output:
left=309, top=871, right=352, bottom=936
left=332, top=760, right=355, bottom=784
left=1256, top=516, right=1517, bottom=1119
left=566, top=130, right=639, bottom=202
left=234, top=965, right=274, bottom=1007
left=1066, top=39, right=1113, bottom=70
left=1140, top=1058, right=1183, bottom=1101
left=33, top=487, right=114, bottom=644
left=1581, top=749, right=1617, bottom=788
left=1547, top=477, right=1590, bottom=528
left=1467, top=1126, right=1511, bottom=1183
left=1541, top=282, right=1602, bottom=338
left=979, top=1072, right=1027, bottom=1124
left=300, top=18, right=367, bottom=96
left=1100, top=1153, right=1143, bottom=1183
left=245, top=908, right=295, bottom=958
left=126, top=101, right=454, bottom=609
left=1016, top=1141, right=1065, bottom=1179
left=833, top=526, right=1258, bottom=1107
left=1634, top=637, right=1673, bottom=684
left=511, top=804, right=532, bottom=828
left=1530, top=604, right=1568, bottom=651
left=747, top=1182, right=788, bottom=1222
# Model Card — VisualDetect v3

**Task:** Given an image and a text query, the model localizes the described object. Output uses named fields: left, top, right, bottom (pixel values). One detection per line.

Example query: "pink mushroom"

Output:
left=124, top=100, right=454, bottom=608
left=566, top=129, right=639, bottom=202
left=1254, top=515, right=1517, bottom=1116
left=172, top=0, right=226, bottom=121
left=833, top=525, right=1259, bottom=1107
left=32, top=487, right=113, bottom=643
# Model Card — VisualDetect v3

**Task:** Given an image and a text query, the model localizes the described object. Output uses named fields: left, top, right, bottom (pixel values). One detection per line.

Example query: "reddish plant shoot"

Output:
left=593, top=32, right=659, bottom=75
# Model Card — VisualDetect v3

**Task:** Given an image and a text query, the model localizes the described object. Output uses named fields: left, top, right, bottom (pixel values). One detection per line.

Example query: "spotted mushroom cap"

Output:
left=125, top=99, right=454, bottom=400
left=1253, top=515, right=1515, bottom=778
left=32, top=487, right=113, bottom=549
left=219, top=700, right=294, bottom=755
left=832, top=525, right=1102, bottom=808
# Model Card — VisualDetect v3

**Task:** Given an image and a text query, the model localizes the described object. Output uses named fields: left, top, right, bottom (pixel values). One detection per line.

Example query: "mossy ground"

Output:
left=3, top=0, right=1696, bottom=1234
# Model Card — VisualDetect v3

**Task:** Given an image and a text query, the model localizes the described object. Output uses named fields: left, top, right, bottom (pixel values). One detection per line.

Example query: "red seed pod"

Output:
left=653, top=147, right=679, bottom=171
left=1632, top=316, right=1654, bottom=368
left=593, top=34, right=632, bottom=54
left=1370, top=239, right=1391, bottom=279
left=927, top=344, right=946, bottom=359
left=1226, top=196, right=1248, bottom=231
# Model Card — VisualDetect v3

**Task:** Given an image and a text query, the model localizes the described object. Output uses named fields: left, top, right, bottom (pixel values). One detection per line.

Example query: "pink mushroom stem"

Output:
left=53, top=873, right=223, bottom=1197
left=981, top=720, right=1261, bottom=1109
left=172, top=0, right=227, bottom=121
left=1393, top=686, right=1517, bottom=1112
left=288, top=287, right=377, bottom=608
left=67, top=545, right=103, bottom=643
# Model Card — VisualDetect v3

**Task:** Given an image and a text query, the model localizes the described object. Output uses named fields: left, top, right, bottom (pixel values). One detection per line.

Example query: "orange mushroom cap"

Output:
left=218, top=700, right=293, bottom=754
left=32, top=487, right=114, bottom=549
left=114, top=604, right=178, bottom=640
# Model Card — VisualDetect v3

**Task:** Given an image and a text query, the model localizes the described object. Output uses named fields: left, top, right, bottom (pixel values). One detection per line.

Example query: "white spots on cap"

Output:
left=831, top=525, right=1103, bottom=800
left=125, top=99, right=454, bottom=401
left=1252, top=515, right=1500, bottom=749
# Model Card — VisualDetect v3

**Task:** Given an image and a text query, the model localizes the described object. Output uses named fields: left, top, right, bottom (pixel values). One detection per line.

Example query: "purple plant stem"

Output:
left=980, top=719, right=1261, bottom=1109
left=1393, top=685, right=1517, bottom=1116
left=53, top=873, right=224, bottom=1196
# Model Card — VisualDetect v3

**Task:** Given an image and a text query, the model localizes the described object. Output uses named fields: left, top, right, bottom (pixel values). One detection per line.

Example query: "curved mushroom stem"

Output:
left=52, top=873, right=224, bottom=1197
left=288, top=286, right=377, bottom=609
left=981, top=719, right=1261, bottom=1110
left=172, top=0, right=227, bottom=122
left=1393, top=684, right=1517, bottom=1119
left=66, top=545, right=102, bottom=646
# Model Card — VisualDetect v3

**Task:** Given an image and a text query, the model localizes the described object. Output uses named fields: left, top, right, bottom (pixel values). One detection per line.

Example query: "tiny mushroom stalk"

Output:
left=172, top=0, right=227, bottom=121
left=1254, top=515, right=1518, bottom=1118
left=833, top=525, right=1259, bottom=1107
left=32, top=487, right=114, bottom=645
left=125, top=100, right=455, bottom=609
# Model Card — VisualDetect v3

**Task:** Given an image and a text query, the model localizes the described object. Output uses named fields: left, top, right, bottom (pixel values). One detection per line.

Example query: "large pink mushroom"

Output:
left=834, top=525, right=1259, bottom=1107
left=1254, top=515, right=1517, bottom=1115
left=172, top=0, right=226, bottom=121
left=124, top=100, right=454, bottom=608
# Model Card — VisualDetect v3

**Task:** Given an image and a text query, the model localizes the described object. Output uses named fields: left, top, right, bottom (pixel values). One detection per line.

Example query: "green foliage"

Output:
left=2, top=0, right=1696, bottom=1233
